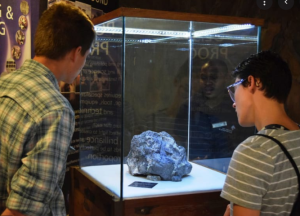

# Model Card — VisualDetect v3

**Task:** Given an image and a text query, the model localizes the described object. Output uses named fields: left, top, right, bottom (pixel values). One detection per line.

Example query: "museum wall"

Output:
left=119, top=0, right=300, bottom=123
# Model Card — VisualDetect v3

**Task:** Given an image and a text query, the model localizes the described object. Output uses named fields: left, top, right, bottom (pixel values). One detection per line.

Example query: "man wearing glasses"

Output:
left=221, top=51, right=300, bottom=216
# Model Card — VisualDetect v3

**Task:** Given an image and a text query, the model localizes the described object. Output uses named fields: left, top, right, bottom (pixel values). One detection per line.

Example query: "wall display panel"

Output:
left=70, top=8, right=263, bottom=216
left=0, top=0, right=32, bottom=77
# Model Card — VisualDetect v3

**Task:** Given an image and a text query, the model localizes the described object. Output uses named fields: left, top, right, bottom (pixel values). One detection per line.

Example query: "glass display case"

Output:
left=70, top=7, right=263, bottom=216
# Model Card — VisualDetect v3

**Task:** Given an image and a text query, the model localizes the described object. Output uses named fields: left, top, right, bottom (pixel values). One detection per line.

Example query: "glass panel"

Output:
left=123, top=17, right=191, bottom=151
left=78, top=14, right=260, bottom=204
left=189, top=21, right=258, bottom=173
left=123, top=17, right=191, bottom=198
left=79, top=17, right=123, bottom=202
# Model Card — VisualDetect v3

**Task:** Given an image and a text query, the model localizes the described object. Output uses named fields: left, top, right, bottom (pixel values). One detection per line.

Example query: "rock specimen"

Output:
left=126, top=130, right=192, bottom=181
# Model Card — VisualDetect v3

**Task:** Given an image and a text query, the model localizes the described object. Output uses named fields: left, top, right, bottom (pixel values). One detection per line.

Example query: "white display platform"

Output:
left=80, top=163, right=226, bottom=200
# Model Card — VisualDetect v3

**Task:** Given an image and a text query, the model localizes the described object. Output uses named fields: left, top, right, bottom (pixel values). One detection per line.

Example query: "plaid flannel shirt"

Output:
left=0, top=60, right=75, bottom=216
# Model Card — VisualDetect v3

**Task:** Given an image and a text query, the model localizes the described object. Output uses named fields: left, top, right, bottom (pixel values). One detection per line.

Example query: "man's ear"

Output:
left=247, top=75, right=256, bottom=93
left=71, top=46, right=82, bottom=62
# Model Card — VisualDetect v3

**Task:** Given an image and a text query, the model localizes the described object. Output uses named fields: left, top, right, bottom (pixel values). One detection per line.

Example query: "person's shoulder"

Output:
left=233, top=134, right=275, bottom=159
left=257, top=128, right=300, bottom=145
left=276, top=128, right=300, bottom=137
left=235, top=129, right=300, bottom=158
left=0, top=66, right=32, bottom=98
left=2, top=68, right=72, bottom=118
left=267, top=129, right=300, bottom=150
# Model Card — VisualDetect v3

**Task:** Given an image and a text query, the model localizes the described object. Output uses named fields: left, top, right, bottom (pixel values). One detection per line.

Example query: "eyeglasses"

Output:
left=227, top=79, right=245, bottom=102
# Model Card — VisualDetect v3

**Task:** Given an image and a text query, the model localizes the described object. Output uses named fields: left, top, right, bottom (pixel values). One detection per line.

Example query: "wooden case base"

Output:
left=69, top=167, right=228, bottom=216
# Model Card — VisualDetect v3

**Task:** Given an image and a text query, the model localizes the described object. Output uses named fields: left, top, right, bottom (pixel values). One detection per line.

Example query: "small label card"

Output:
left=129, top=181, right=157, bottom=188
left=212, top=121, right=227, bottom=128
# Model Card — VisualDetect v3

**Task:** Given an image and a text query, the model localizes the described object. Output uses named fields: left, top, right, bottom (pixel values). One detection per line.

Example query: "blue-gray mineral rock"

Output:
left=126, top=130, right=192, bottom=181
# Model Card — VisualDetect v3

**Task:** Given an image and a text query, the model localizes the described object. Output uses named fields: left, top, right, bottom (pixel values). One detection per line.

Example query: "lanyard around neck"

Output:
left=263, top=124, right=289, bottom=130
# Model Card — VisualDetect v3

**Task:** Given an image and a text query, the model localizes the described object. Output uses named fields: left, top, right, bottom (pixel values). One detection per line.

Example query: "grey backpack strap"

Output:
left=255, top=134, right=300, bottom=216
